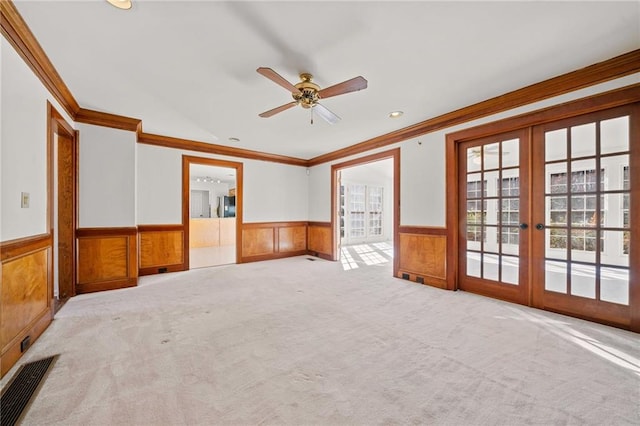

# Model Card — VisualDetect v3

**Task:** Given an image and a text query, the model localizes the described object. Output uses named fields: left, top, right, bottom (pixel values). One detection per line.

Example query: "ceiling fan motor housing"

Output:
left=293, top=73, right=320, bottom=108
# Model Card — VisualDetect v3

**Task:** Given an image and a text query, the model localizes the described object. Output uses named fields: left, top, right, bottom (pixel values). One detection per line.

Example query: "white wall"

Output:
left=78, top=123, right=136, bottom=227
left=308, top=73, right=640, bottom=226
left=137, top=144, right=309, bottom=224
left=1, top=38, right=74, bottom=241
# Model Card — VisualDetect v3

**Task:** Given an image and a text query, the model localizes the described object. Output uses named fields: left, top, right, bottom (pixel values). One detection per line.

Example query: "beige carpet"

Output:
left=3, top=256, right=639, bottom=425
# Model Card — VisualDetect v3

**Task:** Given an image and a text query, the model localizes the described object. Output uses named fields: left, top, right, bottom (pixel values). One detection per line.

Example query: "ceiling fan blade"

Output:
left=318, top=76, right=367, bottom=99
left=314, top=103, right=341, bottom=124
left=257, top=67, right=301, bottom=95
left=259, top=101, right=298, bottom=118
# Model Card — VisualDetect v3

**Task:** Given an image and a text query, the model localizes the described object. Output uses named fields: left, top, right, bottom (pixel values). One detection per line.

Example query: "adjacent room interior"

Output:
left=188, top=164, right=237, bottom=269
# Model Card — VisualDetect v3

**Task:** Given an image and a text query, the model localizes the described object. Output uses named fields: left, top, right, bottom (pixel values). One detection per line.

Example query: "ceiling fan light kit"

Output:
left=257, top=67, right=367, bottom=124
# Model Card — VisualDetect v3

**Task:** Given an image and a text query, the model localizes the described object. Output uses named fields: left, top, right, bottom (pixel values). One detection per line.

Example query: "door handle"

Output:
left=536, top=223, right=545, bottom=230
left=519, top=223, right=528, bottom=230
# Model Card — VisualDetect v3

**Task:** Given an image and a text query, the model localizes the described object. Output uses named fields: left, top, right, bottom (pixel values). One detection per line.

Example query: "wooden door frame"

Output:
left=182, top=155, right=243, bottom=268
left=446, top=84, right=640, bottom=331
left=47, top=101, right=78, bottom=310
left=330, top=148, right=400, bottom=275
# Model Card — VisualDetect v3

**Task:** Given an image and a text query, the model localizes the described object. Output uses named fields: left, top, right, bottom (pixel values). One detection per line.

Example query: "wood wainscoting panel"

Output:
left=138, top=225, right=185, bottom=275
left=241, top=222, right=308, bottom=262
left=242, top=228, right=275, bottom=258
left=307, top=222, right=332, bottom=260
left=76, top=228, right=138, bottom=294
left=397, top=228, right=447, bottom=289
left=279, top=226, right=306, bottom=253
left=1, top=234, right=53, bottom=378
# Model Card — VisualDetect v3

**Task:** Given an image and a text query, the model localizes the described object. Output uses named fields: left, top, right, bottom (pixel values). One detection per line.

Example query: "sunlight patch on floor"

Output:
left=340, top=242, right=392, bottom=271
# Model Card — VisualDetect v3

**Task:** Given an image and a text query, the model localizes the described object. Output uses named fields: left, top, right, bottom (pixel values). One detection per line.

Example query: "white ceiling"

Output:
left=190, top=164, right=236, bottom=185
left=14, top=1, right=640, bottom=160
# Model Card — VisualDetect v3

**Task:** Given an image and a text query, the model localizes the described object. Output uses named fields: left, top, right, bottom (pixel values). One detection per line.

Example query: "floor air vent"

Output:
left=1, top=355, right=58, bottom=426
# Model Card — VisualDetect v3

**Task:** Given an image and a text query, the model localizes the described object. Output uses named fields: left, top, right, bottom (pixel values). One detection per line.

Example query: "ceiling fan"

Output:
left=256, top=67, right=367, bottom=124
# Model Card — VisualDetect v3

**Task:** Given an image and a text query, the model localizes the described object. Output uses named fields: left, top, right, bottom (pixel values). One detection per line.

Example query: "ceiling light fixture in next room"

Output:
left=106, top=0, right=132, bottom=10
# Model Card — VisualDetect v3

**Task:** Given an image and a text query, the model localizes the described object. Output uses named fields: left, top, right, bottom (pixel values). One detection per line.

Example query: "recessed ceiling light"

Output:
left=389, top=111, right=403, bottom=118
left=229, top=137, right=240, bottom=142
left=106, top=0, right=132, bottom=10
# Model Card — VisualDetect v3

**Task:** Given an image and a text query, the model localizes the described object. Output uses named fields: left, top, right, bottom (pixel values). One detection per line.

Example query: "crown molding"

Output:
left=137, top=132, right=308, bottom=167
left=308, top=49, right=640, bottom=166
left=75, top=108, right=142, bottom=132
left=0, top=0, right=79, bottom=118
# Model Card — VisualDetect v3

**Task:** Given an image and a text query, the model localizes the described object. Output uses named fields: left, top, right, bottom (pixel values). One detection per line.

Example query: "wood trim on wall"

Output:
left=241, top=221, right=308, bottom=263
left=0, top=233, right=52, bottom=261
left=398, top=226, right=447, bottom=236
left=137, top=224, right=184, bottom=232
left=397, top=232, right=447, bottom=289
left=75, top=108, right=142, bottom=132
left=0, top=0, right=79, bottom=118
left=445, top=83, right=640, bottom=293
left=48, top=101, right=79, bottom=304
left=76, top=227, right=138, bottom=294
left=138, top=225, right=186, bottom=276
left=331, top=148, right=401, bottom=274
left=307, top=222, right=332, bottom=260
left=0, top=234, right=53, bottom=378
left=308, top=50, right=640, bottom=166
left=182, top=156, right=244, bottom=270
left=142, top=132, right=308, bottom=167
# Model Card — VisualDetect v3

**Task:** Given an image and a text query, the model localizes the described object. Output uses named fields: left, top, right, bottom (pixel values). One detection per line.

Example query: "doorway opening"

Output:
left=182, top=156, right=243, bottom=269
left=331, top=149, right=400, bottom=275
left=48, top=103, right=77, bottom=313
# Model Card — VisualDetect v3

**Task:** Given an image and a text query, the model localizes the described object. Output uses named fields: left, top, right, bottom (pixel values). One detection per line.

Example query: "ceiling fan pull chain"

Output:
left=311, top=106, right=314, bottom=125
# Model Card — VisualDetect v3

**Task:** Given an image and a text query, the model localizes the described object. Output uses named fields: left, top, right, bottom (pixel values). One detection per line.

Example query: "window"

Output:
left=345, top=184, right=385, bottom=241
left=349, top=184, right=366, bottom=238
left=368, top=187, right=383, bottom=236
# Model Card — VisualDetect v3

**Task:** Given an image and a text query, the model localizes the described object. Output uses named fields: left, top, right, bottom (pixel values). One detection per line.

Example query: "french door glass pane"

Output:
left=600, top=267, right=629, bottom=305
left=545, top=129, right=567, bottom=161
left=571, top=123, right=596, bottom=158
left=545, top=260, right=568, bottom=293
left=502, top=139, right=519, bottom=168
left=483, top=253, right=500, bottom=281
left=502, top=255, right=519, bottom=285
left=571, top=264, right=596, bottom=299
left=467, top=252, right=481, bottom=278
left=484, top=143, right=500, bottom=170
left=467, top=147, right=482, bottom=172
left=600, top=116, right=629, bottom=154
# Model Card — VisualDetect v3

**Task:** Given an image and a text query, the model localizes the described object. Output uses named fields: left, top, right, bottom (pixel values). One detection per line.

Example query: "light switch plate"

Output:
left=21, top=192, right=30, bottom=208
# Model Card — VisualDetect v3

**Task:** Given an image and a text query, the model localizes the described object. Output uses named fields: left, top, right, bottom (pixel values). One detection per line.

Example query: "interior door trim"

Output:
left=447, top=84, right=640, bottom=292
left=47, top=101, right=78, bottom=310
left=446, top=85, right=640, bottom=331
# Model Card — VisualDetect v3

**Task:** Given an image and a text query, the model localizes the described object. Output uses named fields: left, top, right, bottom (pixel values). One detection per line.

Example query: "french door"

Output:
left=458, top=129, right=530, bottom=305
left=531, top=105, right=637, bottom=329
left=458, top=104, right=638, bottom=330
left=341, top=183, right=384, bottom=245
